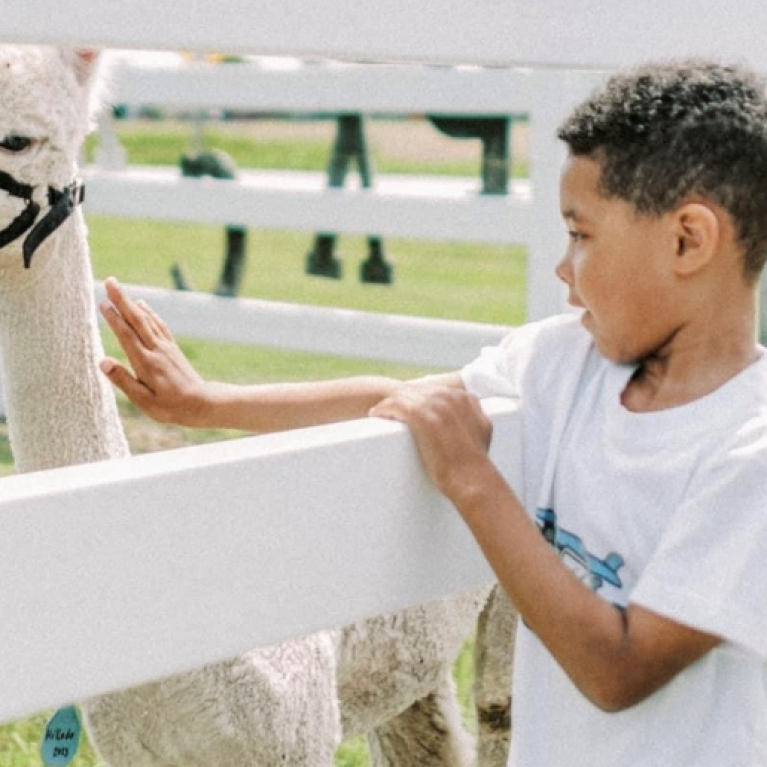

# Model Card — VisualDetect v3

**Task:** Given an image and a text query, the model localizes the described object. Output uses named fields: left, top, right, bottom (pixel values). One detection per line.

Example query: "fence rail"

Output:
left=104, top=57, right=536, bottom=114
left=0, top=398, right=519, bottom=724
left=5, top=0, right=767, bottom=69
left=93, top=282, right=509, bottom=368
left=83, top=168, right=533, bottom=246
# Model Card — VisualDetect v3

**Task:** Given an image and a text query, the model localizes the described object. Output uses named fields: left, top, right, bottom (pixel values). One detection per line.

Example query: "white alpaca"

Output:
left=0, top=45, right=513, bottom=767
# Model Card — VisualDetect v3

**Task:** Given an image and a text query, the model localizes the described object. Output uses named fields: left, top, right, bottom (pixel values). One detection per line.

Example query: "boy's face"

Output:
left=557, top=155, right=681, bottom=365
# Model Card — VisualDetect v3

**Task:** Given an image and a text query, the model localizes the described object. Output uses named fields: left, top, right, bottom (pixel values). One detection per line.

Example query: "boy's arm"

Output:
left=98, top=278, right=463, bottom=433
left=370, top=386, right=722, bottom=713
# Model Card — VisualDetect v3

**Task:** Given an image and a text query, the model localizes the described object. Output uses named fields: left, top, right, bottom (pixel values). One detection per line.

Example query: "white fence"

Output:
left=93, top=282, right=510, bottom=368
left=0, top=398, right=520, bottom=723
left=4, top=0, right=767, bottom=725
left=6, top=0, right=767, bottom=69
left=87, top=56, right=598, bottom=322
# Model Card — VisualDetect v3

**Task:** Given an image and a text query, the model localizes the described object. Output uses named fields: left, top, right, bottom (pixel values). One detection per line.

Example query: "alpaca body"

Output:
left=84, top=589, right=490, bottom=767
left=84, top=633, right=342, bottom=767
left=0, top=45, right=510, bottom=767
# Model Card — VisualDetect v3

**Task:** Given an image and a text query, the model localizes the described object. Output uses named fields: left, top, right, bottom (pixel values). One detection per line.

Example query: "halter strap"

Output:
left=0, top=171, right=85, bottom=268
left=23, top=180, right=85, bottom=268
left=0, top=169, right=34, bottom=201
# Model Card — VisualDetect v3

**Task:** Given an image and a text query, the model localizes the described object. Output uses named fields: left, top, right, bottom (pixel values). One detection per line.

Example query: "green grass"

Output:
left=88, top=219, right=525, bottom=326
left=90, top=124, right=340, bottom=172
left=84, top=118, right=529, bottom=178
left=1, top=122, right=524, bottom=765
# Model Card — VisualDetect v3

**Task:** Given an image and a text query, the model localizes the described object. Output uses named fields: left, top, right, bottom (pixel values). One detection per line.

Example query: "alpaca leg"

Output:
left=335, top=588, right=490, bottom=740
left=367, top=668, right=474, bottom=767
left=474, top=585, right=516, bottom=767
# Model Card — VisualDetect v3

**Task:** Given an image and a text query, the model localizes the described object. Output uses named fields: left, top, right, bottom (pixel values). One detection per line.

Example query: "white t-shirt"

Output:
left=462, top=313, right=767, bottom=767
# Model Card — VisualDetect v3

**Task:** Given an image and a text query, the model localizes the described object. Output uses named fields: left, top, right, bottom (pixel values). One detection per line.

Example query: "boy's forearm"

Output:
left=454, top=471, right=625, bottom=704
left=452, top=468, right=719, bottom=712
left=100, top=278, right=445, bottom=433
left=193, top=375, right=401, bottom=432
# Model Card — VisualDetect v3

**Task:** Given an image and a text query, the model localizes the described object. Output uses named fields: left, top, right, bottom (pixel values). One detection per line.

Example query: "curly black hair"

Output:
left=558, top=60, right=767, bottom=280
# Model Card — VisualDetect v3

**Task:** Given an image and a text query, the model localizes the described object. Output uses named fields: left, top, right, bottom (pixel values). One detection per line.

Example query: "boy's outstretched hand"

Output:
left=99, top=277, right=211, bottom=427
left=370, top=386, right=497, bottom=505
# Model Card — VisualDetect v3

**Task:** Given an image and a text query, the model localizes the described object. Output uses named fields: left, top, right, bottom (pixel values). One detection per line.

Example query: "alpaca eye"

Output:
left=0, top=135, right=34, bottom=153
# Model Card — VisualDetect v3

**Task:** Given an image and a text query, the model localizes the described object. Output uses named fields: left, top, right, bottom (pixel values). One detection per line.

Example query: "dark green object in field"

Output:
left=428, top=116, right=512, bottom=195
left=306, top=114, right=394, bottom=284
left=177, top=149, right=248, bottom=296
left=180, top=148, right=238, bottom=180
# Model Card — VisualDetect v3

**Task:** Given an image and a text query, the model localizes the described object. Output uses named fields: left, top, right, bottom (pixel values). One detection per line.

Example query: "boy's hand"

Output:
left=99, top=277, right=210, bottom=427
left=370, top=386, right=496, bottom=504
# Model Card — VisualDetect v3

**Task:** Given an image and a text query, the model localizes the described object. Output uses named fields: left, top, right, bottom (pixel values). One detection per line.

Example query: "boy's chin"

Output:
left=588, top=327, right=641, bottom=367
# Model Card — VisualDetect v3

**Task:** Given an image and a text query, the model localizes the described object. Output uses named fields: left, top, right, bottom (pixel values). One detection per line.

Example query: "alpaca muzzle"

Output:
left=0, top=169, right=85, bottom=268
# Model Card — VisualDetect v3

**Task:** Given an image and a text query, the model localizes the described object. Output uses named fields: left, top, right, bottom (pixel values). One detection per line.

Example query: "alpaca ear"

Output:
left=60, top=49, right=100, bottom=86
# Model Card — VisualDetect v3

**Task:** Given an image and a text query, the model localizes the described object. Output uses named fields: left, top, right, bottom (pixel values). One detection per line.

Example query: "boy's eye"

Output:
left=0, top=135, right=34, bottom=153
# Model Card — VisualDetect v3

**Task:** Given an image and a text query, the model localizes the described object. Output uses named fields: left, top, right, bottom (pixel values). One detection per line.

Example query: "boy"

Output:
left=99, top=59, right=767, bottom=765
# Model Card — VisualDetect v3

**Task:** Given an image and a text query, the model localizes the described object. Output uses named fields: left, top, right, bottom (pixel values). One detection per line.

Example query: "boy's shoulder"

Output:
left=512, top=312, right=588, bottom=349
left=463, top=313, right=598, bottom=400
left=499, top=312, right=596, bottom=380
left=706, top=354, right=767, bottom=452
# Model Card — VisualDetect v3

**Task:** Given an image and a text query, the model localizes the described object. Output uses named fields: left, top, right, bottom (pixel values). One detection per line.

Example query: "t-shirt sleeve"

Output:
left=461, top=314, right=584, bottom=399
left=460, top=341, right=518, bottom=398
left=631, top=428, right=767, bottom=657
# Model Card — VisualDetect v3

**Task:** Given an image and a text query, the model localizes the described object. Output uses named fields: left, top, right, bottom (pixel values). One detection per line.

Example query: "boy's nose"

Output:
left=555, top=253, right=573, bottom=286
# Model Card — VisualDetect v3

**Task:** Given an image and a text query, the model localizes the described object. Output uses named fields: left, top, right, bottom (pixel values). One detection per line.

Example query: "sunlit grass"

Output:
left=87, top=220, right=525, bottom=326
left=84, top=117, right=529, bottom=178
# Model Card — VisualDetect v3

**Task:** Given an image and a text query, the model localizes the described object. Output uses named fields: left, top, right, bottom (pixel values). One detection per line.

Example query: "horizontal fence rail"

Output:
left=94, top=282, right=510, bottom=368
left=0, top=398, right=520, bottom=724
left=5, top=0, right=767, bottom=69
left=104, top=57, right=536, bottom=115
left=83, top=168, right=533, bottom=246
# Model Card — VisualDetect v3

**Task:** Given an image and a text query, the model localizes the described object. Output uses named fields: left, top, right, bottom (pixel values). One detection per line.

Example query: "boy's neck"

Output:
left=621, top=298, right=761, bottom=413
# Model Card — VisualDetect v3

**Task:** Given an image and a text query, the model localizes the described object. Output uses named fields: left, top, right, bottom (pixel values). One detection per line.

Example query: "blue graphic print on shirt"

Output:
left=536, top=508, right=625, bottom=594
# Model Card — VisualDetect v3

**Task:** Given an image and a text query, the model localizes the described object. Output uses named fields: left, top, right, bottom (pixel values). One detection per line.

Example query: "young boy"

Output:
left=99, top=59, right=767, bottom=766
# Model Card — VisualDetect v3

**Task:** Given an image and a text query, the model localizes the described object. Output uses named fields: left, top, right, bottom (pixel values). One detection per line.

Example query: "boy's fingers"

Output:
left=99, top=357, right=153, bottom=405
left=103, top=277, right=160, bottom=350
left=100, top=299, right=156, bottom=379
left=136, top=299, right=174, bottom=341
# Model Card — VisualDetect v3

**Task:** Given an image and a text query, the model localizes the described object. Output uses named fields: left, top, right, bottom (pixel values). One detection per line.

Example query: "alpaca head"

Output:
left=0, top=47, right=99, bottom=271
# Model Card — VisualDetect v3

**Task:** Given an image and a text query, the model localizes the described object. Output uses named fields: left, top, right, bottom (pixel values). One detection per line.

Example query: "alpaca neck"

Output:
left=0, top=211, right=129, bottom=473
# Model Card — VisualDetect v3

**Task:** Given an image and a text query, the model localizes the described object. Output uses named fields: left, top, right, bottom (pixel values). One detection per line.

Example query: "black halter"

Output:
left=0, top=170, right=85, bottom=268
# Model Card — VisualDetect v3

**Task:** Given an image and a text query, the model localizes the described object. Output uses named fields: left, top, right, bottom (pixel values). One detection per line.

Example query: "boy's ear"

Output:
left=59, top=49, right=100, bottom=86
left=672, top=202, right=719, bottom=276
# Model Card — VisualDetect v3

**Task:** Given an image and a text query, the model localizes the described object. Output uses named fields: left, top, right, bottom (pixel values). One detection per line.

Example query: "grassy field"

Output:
left=0, top=118, right=526, bottom=766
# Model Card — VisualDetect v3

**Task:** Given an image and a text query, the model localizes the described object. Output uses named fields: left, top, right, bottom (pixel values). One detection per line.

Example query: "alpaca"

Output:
left=0, top=45, right=512, bottom=766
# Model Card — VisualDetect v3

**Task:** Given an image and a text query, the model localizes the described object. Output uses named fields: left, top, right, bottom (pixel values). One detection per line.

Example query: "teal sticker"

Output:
left=40, top=706, right=81, bottom=766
